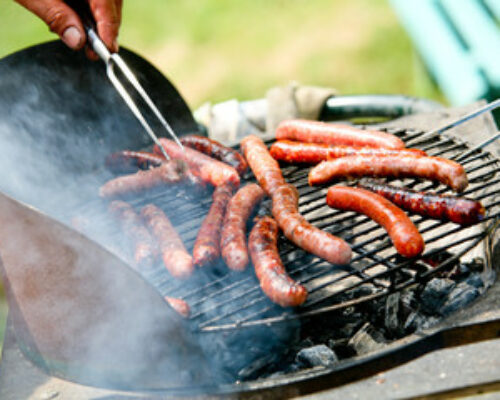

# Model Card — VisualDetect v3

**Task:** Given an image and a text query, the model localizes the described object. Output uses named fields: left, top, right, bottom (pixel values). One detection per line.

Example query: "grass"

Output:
left=0, top=0, right=445, bottom=358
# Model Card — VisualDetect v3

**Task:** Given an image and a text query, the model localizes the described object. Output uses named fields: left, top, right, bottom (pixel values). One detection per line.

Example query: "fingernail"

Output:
left=112, top=38, right=119, bottom=52
left=62, top=27, right=82, bottom=49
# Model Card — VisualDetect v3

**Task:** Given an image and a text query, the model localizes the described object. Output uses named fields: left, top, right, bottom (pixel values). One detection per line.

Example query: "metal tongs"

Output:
left=406, top=98, right=500, bottom=161
left=64, top=0, right=183, bottom=160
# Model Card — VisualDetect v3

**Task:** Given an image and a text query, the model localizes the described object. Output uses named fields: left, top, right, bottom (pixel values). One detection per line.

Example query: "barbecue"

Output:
left=0, top=41, right=499, bottom=399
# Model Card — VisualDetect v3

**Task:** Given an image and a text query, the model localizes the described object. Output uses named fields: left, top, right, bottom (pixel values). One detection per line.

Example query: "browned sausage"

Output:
left=153, top=138, right=240, bottom=189
left=276, top=119, right=405, bottom=149
left=141, top=204, right=194, bottom=278
left=240, top=135, right=286, bottom=196
left=180, top=135, right=248, bottom=176
left=193, top=184, right=234, bottom=267
left=99, top=160, right=186, bottom=198
left=240, top=135, right=351, bottom=265
left=309, top=155, right=468, bottom=193
left=358, top=180, right=485, bottom=225
left=105, top=150, right=165, bottom=174
left=249, top=216, right=308, bottom=307
left=164, top=296, right=191, bottom=318
left=221, top=184, right=266, bottom=270
left=326, top=186, right=424, bottom=258
left=272, top=184, right=352, bottom=265
left=108, top=200, right=157, bottom=268
left=270, top=140, right=426, bottom=164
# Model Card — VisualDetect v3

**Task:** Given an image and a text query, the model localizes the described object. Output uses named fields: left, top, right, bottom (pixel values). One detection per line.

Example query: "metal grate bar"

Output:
left=89, top=126, right=500, bottom=331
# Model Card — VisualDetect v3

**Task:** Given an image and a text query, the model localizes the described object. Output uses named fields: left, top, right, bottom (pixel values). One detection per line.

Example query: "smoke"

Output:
left=0, top=43, right=300, bottom=394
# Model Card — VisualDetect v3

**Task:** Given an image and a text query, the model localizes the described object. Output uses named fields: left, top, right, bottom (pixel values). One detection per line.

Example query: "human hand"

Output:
left=15, top=0, right=122, bottom=58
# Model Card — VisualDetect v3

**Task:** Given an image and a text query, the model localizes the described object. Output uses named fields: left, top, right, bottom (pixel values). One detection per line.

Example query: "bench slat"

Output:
left=441, top=0, right=500, bottom=86
left=390, top=0, right=488, bottom=105
left=484, top=0, right=500, bottom=21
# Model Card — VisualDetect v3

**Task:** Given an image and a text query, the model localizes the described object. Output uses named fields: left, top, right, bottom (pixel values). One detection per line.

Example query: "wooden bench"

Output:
left=389, top=0, right=500, bottom=106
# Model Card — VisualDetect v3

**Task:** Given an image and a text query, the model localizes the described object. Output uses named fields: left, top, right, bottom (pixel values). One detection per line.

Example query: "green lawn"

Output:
left=0, top=0, right=444, bottom=358
left=1, top=0, right=444, bottom=108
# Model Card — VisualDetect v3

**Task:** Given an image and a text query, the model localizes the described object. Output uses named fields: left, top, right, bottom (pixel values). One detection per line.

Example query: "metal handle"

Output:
left=407, top=98, right=500, bottom=146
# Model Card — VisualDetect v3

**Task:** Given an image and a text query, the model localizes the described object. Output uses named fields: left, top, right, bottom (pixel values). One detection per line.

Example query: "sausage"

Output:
left=276, top=119, right=405, bottom=149
left=269, top=140, right=426, bottom=164
left=180, top=135, right=248, bottom=176
left=358, top=180, right=485, bottom=225
left=272, top=184, right=352, bottom=265
left=240, top=135, right=286, bottom=196
left=105, top=150, right=165, bottom=174
left=193, top=184, right=233, bottom=267
left=249, top=216, right=308, bottom=307
left=309, top=155, right=469, bottom=193
left=141, top=204, right=194, bottom=278
left=240, top=135, right=351, bottom=265
left=99, top=160, right=187, bottom=198
left=153, top=138, right=240, bottom=188
left=164, top=296, right=191, bottom=318
left=108, top=200, right=157, bottom=268
left=221, top=184, right=266, bottom=270
left=326, top=186, right=424, bottom=258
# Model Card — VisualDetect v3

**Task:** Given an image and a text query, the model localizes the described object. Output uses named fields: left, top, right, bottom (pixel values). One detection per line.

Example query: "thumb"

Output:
left=16, top=0, right=86, bottom=50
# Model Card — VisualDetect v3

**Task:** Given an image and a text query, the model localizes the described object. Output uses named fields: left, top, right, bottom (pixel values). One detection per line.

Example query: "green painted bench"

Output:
left=389, top=0, right=500, bottom=106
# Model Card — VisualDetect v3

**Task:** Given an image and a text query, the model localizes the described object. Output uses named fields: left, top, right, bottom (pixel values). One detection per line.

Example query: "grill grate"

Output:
left=74, top=127, right=500, bottom=333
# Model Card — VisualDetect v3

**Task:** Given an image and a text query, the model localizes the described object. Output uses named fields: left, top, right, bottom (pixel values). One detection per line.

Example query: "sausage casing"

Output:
left=309, top=155, right=468, bottom=193
left=249, top=216, right=308, bottom=307
left=141, top=204, right=194, bottom=278
left=270, top=140, right=426, bottom=164
left=358, top=180, right=485, bottom=225
left=221, top=184, right=266, bottom=270
left=240, top=135, right=286, bottom=196
left=154, top=138, right=240, bottom=189
left=180, top=135, right=248, bottom=176
left=108, top=200, right=157, bottom=268
left=193, top=184, right=233, bottom=267
left=164, top=296, right=191, bottom=318
left=272, top=184, right=352, bottom=265
left=99, top=160, right=186, bottom=198
left=326, top=186, right=424, bottom=258
left=276, top=119, right=405, bottom=149
left=105, top=150, right=165, bottom=174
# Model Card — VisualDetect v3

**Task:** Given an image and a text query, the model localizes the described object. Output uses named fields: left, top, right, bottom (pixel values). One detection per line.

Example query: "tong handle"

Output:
left=64, top=0, right=97, bottom=33
left=64, top=0, right=112, bottom=62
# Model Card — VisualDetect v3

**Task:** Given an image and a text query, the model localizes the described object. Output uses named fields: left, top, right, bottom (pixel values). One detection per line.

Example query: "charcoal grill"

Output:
left=0, top=41, right=499, bottom=398
left=116, top=128, right=500, bottom=332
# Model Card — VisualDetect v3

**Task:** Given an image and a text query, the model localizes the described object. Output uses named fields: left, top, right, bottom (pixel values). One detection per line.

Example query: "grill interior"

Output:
left=70, top=126, right=500, bottom=333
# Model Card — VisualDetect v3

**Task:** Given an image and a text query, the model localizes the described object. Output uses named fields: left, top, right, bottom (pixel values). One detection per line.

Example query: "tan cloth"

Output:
left=193, top=83, right=337, bottom=143
left=266, top=83, right=336, bottom=134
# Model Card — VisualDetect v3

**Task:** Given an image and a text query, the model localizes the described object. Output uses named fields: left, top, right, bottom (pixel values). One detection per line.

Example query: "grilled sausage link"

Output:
left=309, top=155, right=468, bottom=193
left=193, top=184, right=234, bottom=267
left=270, top=140, right=426, bottom=164
left=141, top=204, right=194, bottom=278
left=221, top=184, right=266, bottom=270
left=272, top=184, right=352, bottom=265
left=154, top=138, right=240, bottom=188
left=276, top=119, right=405, bottom=149
left=358, top=180, right=485, bottom=225
left=180, top=135, right=248, bottom=176
left=105, top=150, right=165, bottom=174
left=326, top=186, right=424, bottom=258
left=99, top=160, right=187, bottom=198
left=108, top=200, right=157, bottom=268
left=249, top=216, right=308, bottom=307
left=240, top=135, right=286, bottom=196
left=241, top=135, right=351, bottom=265
left=164, top=296, right=191, bottom=318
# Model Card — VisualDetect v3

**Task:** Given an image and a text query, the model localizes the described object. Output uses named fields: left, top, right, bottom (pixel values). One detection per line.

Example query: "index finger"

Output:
left=89, top=0, right=121, bottom=53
